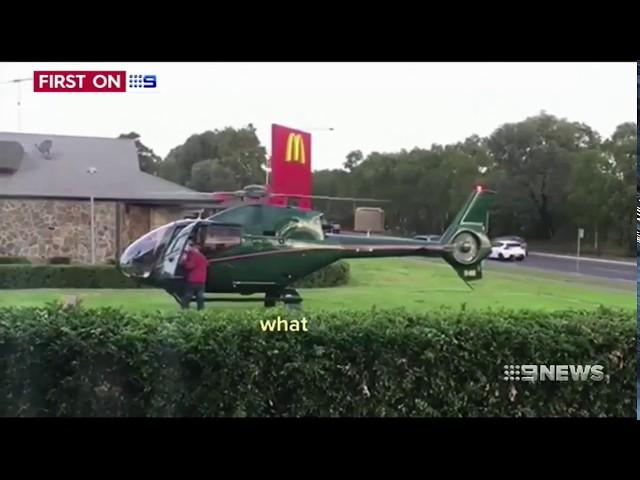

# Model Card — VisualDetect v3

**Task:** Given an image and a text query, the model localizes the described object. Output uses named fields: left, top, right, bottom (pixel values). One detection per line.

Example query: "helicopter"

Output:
left=117, top=185, right=496, bottom=308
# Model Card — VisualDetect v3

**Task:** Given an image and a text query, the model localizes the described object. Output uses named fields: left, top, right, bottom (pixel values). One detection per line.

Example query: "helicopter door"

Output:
left=160, top=222, right=198, bottom=278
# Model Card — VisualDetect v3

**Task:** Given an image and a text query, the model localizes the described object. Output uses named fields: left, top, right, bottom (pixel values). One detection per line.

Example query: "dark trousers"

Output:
left=181, top=282, right=205, bottom=310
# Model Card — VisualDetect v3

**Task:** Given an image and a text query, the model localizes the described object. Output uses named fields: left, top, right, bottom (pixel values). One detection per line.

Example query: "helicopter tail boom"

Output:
left=326, top=186, right=496, bottom=282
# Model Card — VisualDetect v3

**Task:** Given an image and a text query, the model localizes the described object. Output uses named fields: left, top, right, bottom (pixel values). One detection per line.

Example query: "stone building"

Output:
left=0, top=132, right=210, bottom=264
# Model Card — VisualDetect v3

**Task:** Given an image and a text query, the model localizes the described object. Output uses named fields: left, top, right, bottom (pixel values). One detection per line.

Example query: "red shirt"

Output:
left=182, top=249, right=209, bottom=284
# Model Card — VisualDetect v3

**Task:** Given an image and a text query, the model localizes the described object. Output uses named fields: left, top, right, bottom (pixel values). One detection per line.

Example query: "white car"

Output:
left=489, top=241, right=526, bottom=261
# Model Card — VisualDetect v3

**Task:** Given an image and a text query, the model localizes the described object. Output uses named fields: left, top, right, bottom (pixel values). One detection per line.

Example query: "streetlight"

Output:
left=297, top=127, right=335, bottom=132
left=0, top=77, right=33, bottom=131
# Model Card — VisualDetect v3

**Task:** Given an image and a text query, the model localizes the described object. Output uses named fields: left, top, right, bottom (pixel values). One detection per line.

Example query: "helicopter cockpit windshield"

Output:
left=119, top=224, right=174, bottom=279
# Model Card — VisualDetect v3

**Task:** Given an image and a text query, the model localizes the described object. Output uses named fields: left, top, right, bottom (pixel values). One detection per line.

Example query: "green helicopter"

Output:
left=118, top=186, right=496, bottom=307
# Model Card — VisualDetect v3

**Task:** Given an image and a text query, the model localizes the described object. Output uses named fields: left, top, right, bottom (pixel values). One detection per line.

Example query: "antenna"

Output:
left=0, top=77, right=33, bottom=131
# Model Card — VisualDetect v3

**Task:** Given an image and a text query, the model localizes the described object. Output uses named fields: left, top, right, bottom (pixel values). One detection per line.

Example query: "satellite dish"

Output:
left=35, top=140, right=53, bottom=159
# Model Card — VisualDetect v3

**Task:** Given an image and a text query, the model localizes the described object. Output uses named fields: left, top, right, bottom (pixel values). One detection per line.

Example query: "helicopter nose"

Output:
left=117, top=251, right=151, bottom=279
left=117, top=223, right=172, bottom=280
left=117, top=254, right=135, bottom=278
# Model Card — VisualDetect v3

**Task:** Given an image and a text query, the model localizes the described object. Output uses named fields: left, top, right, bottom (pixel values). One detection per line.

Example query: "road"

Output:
left=484, top=252, right=636, bottom=283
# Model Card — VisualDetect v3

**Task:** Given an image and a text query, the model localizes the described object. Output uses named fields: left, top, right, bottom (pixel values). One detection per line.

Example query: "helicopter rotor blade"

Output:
left=143, top=192, right=230, bottom=203
left=145, top=191, right=244, bottom=197
left=144, top=190, right=387, bottom=203
left=269, top=193, right=390, bottom=203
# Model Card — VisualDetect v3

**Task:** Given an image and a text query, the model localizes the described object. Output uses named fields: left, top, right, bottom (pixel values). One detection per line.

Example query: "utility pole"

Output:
left=0, top=77, right=33, bottom=131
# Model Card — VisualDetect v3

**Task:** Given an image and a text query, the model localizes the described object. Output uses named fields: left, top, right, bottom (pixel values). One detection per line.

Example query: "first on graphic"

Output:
left=33, top=71, right=157, bottom=92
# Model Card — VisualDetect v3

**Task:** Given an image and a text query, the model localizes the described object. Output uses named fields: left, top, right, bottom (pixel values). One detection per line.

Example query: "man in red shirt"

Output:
left=179, top=239, right=209, bottom=310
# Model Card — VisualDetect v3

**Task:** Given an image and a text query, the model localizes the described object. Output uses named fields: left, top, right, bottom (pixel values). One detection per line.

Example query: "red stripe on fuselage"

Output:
left=208, top=247, right=336, bottom=264
left=207, top=244, right=440, bottom=264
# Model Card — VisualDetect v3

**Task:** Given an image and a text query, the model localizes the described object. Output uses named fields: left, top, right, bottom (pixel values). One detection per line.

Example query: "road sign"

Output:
left=576, top=228, right=583, bottom=273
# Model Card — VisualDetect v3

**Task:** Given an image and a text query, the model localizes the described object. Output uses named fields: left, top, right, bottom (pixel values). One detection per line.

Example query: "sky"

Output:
left=0, top=62, right=636, bottom=171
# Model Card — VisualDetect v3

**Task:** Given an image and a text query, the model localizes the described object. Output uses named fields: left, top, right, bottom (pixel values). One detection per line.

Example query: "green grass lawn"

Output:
left=0, top=258, right=634, bottom=312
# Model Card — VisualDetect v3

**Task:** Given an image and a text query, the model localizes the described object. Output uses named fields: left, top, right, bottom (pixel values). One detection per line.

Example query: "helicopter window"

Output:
left=164, top=224, right=193, bottom=257
left=119, top=224, right=174, bottom=277
left=126, top=224, right=172, bottom=258
left=200, top=225, right=242, bottom=255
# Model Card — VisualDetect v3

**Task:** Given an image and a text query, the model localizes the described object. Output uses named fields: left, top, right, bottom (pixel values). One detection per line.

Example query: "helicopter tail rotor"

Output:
left=439, top=186, right=497, bottom=283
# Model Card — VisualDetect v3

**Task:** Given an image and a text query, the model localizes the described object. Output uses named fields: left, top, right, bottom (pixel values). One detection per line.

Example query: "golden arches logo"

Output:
left=285, top=133, right=306, bottom=164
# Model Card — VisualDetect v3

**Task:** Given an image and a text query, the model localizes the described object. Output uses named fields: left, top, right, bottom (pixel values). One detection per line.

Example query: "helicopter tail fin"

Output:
left=439, top=186, right=496, bottom=244
left=439, top=186, right=497, bottom=282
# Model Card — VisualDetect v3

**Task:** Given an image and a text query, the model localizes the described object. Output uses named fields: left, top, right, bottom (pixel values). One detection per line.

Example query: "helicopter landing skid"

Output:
left=168, top=289, right=303, bottom=309
left=264, top=288, right=303, bottom=309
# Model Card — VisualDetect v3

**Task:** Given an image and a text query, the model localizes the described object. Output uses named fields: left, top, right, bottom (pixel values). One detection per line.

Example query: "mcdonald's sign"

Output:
left=285, top=133, right=306, bottom=164
left=270, top=124, right=312, bottom=208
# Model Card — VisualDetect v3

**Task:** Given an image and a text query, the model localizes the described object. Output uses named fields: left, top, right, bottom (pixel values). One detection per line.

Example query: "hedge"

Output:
left=0, top=265, right=143, bottom=289
left=0, top=257, right=31, bottom=265
left=0, top=260, right=351, bottom=290
left=0, top=305, right=633, bottom=417
left=293, top=260, right=350, bottom=288
left=48, top=257, right=71, bottom=265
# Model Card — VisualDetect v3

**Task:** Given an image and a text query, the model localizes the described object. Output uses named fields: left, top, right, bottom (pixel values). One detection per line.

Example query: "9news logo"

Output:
left=128, top=74, right=157, bottom=89
left=503, top=364, right=605, bottom=382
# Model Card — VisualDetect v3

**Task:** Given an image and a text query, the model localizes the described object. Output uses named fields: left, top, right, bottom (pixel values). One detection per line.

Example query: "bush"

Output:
left=0, top=305, right=633, bottom=417
left=48, top=257, right=71, bottom=265
left=0, top=265, right=144, bottom=289
left=0, top=261, right=351, bottom=290
left=0, top=257, right=31, bottom=265
left=293, top=260, right=350, bottom=288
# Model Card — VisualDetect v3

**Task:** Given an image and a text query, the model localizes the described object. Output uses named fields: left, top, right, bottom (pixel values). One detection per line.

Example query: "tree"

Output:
left=343, top=150, right=364, bottom=171
left=566, top=149, right=611, bottom=250
left=157, top=125, right=267, bottom=191
left=602, top=122, right=637, bottom=251
left=486, top=113, right=600, bottom=238
left=312, top=169, right=354, bottom=226
left=119, top=132, right=162, bottom=175
left=188, top=159, right=237, bottom=192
